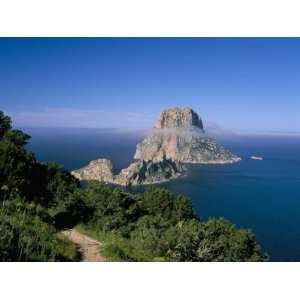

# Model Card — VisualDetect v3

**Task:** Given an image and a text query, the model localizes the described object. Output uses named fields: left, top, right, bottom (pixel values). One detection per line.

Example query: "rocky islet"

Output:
left=72, top=107, right=241, bottom=186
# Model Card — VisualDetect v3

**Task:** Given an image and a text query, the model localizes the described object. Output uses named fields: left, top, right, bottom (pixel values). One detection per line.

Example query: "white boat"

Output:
left=250, top=156, right=263, bottom=160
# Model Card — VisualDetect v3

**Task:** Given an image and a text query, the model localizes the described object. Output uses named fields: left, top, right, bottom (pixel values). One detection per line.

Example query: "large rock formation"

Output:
left=72, top=157, right=184, bottom=186
left=71, top=107, right=240, bottom=186
left=134, top=107, right=240, bottom=164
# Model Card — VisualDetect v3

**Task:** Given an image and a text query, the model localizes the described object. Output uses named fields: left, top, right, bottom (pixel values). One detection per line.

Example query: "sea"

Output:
left=25, top=127, right=300, bottom=261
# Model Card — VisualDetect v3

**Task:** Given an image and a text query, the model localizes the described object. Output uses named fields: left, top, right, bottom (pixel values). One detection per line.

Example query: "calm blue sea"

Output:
left=25, top=128, right=300, bottom=261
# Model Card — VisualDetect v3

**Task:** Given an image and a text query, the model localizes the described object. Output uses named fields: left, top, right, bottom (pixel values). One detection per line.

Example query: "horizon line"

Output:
left=16, top=125, right=300, bottom=138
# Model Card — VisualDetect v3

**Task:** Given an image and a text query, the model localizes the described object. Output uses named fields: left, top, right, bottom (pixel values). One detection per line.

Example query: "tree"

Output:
left=195, top=218, right=267, bottom=262
left=138, top=187, right=196, bottom=224
left=0, top=113, right=35, bottom=201
left=84, top=182, right=140, bottom=234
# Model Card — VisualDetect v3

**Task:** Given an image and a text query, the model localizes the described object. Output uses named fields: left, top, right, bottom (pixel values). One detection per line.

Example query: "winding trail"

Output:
left=61, top=229, right=105, bottom=262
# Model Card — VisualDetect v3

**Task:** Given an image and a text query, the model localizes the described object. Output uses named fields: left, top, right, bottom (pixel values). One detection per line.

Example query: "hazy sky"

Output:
left=1, top=38, right=300, bottom=134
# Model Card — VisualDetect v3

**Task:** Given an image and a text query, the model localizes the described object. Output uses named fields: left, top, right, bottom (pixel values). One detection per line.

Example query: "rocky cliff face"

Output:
left=71, top=107, right=240, bottom=186
left=154, top=107, right=204, bottom=130
left=114, top=158, right=184, bottom=186
left=134, top=107, right=240, bottom=164
left=72, top=157, right=184, bottom=186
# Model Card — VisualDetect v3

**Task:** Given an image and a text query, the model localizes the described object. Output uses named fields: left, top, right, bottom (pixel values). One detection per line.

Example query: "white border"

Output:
left=0, top=0, right=300, bottom=36
left=0, top=262, right=299, bottom=300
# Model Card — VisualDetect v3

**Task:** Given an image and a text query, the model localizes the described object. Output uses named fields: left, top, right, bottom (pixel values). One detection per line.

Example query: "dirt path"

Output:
left=62, top=229, right=105, bottom=262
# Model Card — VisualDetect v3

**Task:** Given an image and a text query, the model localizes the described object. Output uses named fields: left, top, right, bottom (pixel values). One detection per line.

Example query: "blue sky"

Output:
left=1, top=38, right=300, bottom=134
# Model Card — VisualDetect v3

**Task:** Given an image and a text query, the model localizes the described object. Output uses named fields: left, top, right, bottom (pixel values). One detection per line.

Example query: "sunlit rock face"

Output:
left=154, top=107, right=204, bottom=130
left=134, top=107, right=240, bottom=164
left=71, top=159, right=114, bottom=182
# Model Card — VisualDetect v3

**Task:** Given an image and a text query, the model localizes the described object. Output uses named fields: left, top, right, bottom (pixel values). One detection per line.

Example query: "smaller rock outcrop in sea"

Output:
left=71, top=159, right=114, bottom=182
left=71, top=157, right=184, bottom=186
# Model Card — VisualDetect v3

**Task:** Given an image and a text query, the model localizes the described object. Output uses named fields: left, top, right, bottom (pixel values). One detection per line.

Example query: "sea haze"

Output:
left=25, top=127, right=300, bottom=261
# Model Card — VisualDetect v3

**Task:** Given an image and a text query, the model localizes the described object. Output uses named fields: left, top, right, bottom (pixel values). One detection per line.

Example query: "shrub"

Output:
left=0, top=203, right=79, bottom=262
left=80, top=182, right=268, bottom=262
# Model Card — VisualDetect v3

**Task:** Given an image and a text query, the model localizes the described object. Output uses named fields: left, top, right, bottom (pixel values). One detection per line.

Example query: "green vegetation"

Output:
left=0, top=198, right=80, bottom=261
left=77, top=183, right=267, bottom=261
left=0, top=111, right=268, bottom=261
left=0, top=111, right=82, bottom=261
